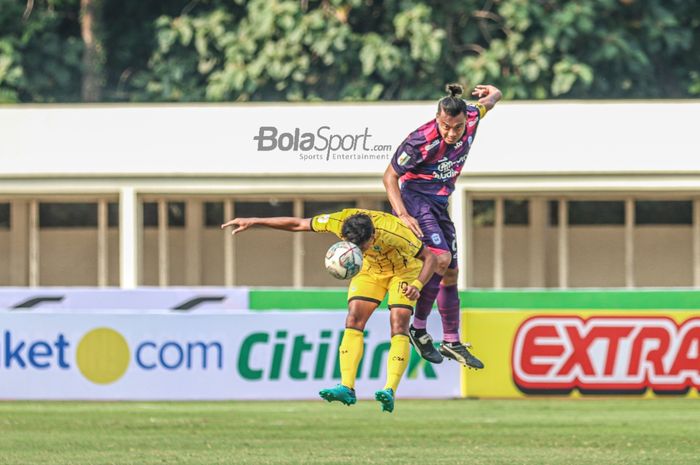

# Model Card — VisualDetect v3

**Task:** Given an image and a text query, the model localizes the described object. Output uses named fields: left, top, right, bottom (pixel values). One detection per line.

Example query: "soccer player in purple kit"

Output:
left=383, top=83, right=502, bottom=368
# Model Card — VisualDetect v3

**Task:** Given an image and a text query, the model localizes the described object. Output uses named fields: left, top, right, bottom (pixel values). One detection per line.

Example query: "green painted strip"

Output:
left=249, top=289, right=348, bottom=311
left=249, top=288, right=700, bottom=311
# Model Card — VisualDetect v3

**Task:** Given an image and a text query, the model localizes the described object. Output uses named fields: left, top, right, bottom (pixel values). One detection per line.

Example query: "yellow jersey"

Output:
left=311, top=208, right=423, bottom=276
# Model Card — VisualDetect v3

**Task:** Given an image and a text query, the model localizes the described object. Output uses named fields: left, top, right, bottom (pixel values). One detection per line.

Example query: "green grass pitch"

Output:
left=0, top=399, right=697, bottom=464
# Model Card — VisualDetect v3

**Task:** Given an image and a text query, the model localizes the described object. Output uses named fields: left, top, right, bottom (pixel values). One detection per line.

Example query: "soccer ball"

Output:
left=325, top=241, right=363, bottom=280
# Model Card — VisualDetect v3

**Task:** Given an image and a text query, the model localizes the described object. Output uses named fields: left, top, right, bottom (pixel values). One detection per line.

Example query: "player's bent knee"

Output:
left=345, top=314, right=369, bottom=330
left=345, top=309, right=370, bottom=330
left=346, top=298, right=380, bottom=329
left=441, top=268, right=459, bottom=286
left=390, top=322, right=409, bottom=336
left=435, top=252, right=452, bottom=273
left=388, top=305, right=412, bottom=334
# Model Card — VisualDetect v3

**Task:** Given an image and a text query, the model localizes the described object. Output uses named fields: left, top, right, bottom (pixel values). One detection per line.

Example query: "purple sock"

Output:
left=437, top=283, right=461, bottom=343
left=414, top=273, right=442, bottom=322
left=412, top=317, right=427, bottom=330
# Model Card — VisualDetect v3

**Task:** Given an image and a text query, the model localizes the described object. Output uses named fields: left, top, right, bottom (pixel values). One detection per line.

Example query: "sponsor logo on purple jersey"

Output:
left=390, top=104, right=483, bottom=198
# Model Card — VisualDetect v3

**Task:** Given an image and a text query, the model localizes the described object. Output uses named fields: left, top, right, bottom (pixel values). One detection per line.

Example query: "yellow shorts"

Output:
left=347, top=267, right=421, bottom=310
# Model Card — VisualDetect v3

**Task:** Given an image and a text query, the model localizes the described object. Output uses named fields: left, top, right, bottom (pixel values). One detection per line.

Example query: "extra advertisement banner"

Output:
left=462, top=310, right=700, bottom=398
left=0, top=312, right=459, bottom=400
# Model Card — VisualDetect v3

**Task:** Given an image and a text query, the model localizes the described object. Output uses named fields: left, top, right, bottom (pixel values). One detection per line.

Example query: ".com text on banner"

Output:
left=0, top=312, right=459, bottom=400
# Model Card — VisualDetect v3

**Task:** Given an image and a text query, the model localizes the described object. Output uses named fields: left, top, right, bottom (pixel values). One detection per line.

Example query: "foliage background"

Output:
left=1, top=0, right=698, bottom=103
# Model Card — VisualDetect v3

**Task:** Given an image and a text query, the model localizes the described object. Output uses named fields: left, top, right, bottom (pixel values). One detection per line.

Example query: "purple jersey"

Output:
left=391, top=103, right=486, bottom=199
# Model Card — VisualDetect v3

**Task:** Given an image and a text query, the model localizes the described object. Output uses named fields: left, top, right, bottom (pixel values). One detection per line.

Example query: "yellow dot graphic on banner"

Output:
left=76, top=328, right=130, bottom=384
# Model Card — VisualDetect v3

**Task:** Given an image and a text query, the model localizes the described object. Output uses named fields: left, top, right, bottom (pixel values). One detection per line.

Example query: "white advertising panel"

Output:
left=0, top=104, right=419, bottom=175
left=0, top=312, right=460, bottom=400
left=0, top=288, right=249, bottom=311
left=2, top=102, right=698, bottom=176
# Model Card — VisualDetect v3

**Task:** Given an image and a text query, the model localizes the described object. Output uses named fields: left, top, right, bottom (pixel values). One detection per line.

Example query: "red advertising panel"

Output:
left=513, top=316, right=700, bottom=395
left=462, top=310, right=700, bottom=398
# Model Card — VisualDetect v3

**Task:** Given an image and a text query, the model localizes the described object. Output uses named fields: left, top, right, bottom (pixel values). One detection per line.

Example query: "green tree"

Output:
left=1, top=0, right=698, bottom=102
left=100, top=0, right=184, bottom=101
left=455, top=0, right=699, bottom=99
left=0, top=0, right=83, bottom=103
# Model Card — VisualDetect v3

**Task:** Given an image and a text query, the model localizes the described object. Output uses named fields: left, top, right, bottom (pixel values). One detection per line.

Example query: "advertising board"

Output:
left=462, top=310, right=700, bottom=398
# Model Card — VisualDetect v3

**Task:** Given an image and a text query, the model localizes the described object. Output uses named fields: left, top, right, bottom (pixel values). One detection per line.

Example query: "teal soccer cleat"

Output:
left=374, top=388, right=395, bottom=413
left=319, top=384, right=357, bottom=406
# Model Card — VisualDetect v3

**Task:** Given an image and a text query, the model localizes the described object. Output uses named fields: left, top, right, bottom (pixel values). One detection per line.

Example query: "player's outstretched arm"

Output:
left=383, top=164, right=423, bottom=238
left=472, top=84, right=502, bottom=111
left=221, top=217, right=312, bottom=234
left=403, top=247, right=437, bottom=300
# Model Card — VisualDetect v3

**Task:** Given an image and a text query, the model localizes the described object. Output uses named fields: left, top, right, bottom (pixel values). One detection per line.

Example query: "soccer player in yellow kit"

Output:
left=222, top=208, right=436, bottom=413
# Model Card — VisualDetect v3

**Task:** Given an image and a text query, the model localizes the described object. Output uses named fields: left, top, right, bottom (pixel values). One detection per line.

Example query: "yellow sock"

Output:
left=339, top=328, right=364, bottom=389
left=384, top=334, right=410, bottom=393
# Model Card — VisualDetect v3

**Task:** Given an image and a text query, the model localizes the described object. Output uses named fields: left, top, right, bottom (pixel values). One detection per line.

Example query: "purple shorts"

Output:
left=399, top=188, right=458, bottom=269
